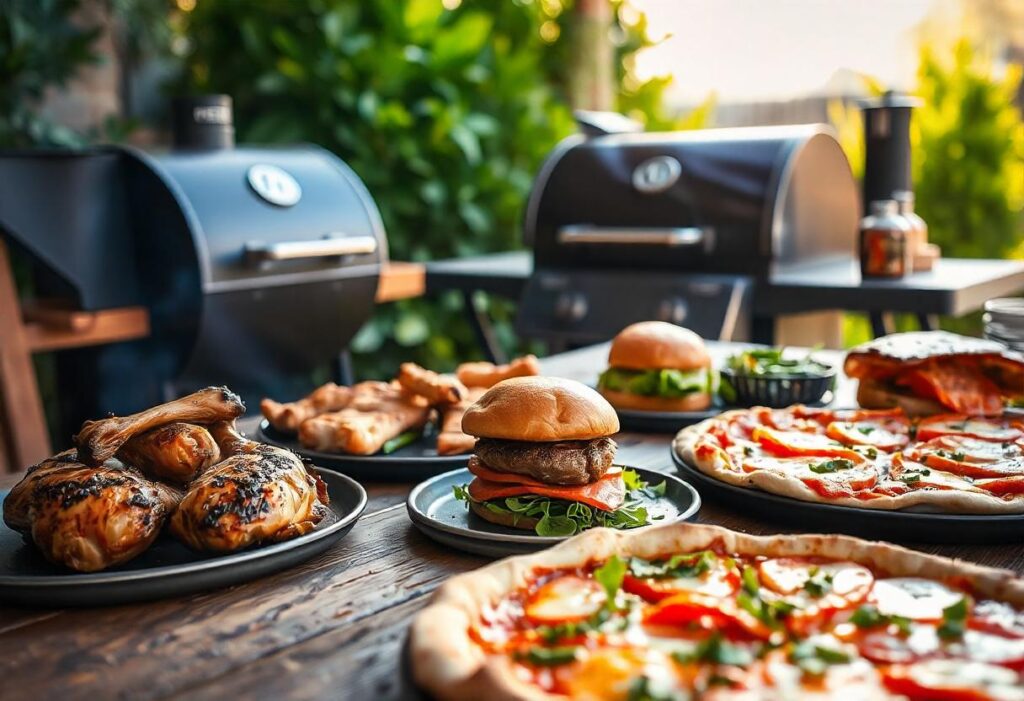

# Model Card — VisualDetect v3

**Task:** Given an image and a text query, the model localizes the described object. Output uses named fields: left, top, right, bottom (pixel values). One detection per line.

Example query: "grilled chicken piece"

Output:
left=170, top=422, right=329, bottom=552
left=436, top=387, right=487, bottom=456
left=74, top=387, right=245, bottom=466
left=260, top=382, right=353, bottom=433
left=116, top=422, right=221, bottom=485
left=396, top=363, right=466, bottom=406
left=298, top=382, right=430, bottom=454
left=455, top=355, right=541, bottom=389
left=3, top=451, right=181, bottom=572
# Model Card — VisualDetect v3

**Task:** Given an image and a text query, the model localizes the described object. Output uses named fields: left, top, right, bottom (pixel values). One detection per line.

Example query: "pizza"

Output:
left=674, top=405, right=1024, bottom=513
left=410, top=522, right=1024, bottom=700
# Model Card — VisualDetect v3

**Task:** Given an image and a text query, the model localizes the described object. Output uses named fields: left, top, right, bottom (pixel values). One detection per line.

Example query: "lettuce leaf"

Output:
left=597, top=367, right=716, bottom=399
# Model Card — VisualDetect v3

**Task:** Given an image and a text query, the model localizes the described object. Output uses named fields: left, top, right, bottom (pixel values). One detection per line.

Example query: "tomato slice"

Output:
left=524, top=575, right=606, bottom=624
left=623, top=558, right=739, bottom=603
left=752, top=426, right=866, bottom=462
left=910, top=436, right=1024, bottom=464
left=974, top=476, right=1024, bottom=495
left=741, top=456, right=878, bottom=495
left=971, top=600, right=1024, bottom=639
left=917, top=415, right=1022, bottom=443
left=882, top=660, right=1024, bottom=701
left=643, top=590, right=773, bottom=640
left=826, top=420, right=909, bottom=450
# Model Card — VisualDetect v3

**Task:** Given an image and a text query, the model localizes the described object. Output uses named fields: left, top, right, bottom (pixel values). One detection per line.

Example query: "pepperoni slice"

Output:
left=903, top=363, right=1005, bottom=416
left=882, top=660, right=1024, bottom=701
left=524, top=575, right=606, bottom=624
left=916, top=416, right=1022, bottom=443
left=752, top=426, right=865, bottom=462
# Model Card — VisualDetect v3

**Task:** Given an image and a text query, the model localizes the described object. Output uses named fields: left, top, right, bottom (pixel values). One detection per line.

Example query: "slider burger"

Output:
left=598, top=321, right=715, bottom=412
left=457, top=377, right=655, bottom=535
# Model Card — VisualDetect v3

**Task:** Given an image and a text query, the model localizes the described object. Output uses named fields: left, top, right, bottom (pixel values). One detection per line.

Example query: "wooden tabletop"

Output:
left=1, top=342, right=1022, bottom=700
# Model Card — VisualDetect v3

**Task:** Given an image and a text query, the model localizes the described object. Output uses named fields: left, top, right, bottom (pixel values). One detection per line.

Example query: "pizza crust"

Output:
left=674, top=412, right=1024, bottom=514
left=410, top=522, right=1024, bottom=701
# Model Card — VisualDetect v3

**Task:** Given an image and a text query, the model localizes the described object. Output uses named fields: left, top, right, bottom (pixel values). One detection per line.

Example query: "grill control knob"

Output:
left=555, top=292, right=588, bottom=323
left=658, top=297, right=688, bottom=325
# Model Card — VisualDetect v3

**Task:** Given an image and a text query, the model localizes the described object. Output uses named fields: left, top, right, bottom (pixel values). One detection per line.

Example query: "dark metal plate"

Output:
left=670, top=449, right=1024, bottom=544
left=0, top=468, right=367, bottom=607
left=255, top=419, right=470, bottom=482
left=407, top=466, right=701, bottom=558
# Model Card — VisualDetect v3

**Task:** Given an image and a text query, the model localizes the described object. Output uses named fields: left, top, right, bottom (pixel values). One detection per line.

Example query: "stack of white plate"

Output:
left=983, top=298, right=1024, bottom=352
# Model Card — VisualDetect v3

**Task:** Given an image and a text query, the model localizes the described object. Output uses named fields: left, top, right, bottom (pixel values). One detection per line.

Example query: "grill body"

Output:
left=0, top=142, right=386, bottom=428
left=518, top=123, right=858, bottom=345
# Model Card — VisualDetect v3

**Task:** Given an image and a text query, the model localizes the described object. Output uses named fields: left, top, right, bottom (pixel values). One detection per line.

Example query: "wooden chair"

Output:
left=0, top=239, right=424, bottom=473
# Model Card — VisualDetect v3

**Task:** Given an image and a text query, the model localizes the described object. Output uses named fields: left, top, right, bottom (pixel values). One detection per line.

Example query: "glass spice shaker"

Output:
left=893, top=190, right=932, bottom=272
left=859, top=200, right=912, bottom=279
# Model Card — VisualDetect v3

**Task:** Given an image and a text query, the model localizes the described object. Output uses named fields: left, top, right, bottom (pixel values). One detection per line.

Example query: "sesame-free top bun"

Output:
left=608, top=321, right=710, bottom=371
left=462, top=376, right=619, bottom=441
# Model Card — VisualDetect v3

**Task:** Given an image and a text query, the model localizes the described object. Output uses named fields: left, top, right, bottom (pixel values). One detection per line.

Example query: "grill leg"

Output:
left=916, top=313, right=938, bottom=331
left=869, top=312, right=894, bottom=338
left=463, top=290, right=506, bottom=365
left=334, top=350, right=355, bottom=386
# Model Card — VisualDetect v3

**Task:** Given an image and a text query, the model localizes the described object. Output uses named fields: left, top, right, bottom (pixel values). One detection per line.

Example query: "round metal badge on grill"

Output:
left=632, top=156, right=682, bottom=194
left=247, top=164, right=302, bottom=207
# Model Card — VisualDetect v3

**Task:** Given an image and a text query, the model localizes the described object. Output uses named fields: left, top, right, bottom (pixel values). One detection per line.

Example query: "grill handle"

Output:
left=557, top=226, right=712, bottom=248
left=245, top=236, right=378, bottom=263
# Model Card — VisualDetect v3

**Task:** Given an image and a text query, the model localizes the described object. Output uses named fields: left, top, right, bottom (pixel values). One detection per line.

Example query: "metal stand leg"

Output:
left=869, top=312, right=893, bottom=338
left=334, top=349, right=355, bottom=386
left=916, top=313, right=938, bottom=331
left=463, top=290, right=507, bottom=365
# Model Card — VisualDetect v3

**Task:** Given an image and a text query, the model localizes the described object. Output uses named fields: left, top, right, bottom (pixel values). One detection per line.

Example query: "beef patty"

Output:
left=473, top=437, right=616, bottom=486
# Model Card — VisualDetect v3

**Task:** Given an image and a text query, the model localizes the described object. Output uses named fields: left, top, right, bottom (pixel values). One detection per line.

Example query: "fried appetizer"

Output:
left=4, top=451, right=181, bottom=571
left=116, top=422, right=220, bottom=485
left=298, top=381, right=430, bottom=455
left=260, top=382, right=354, bottom=433
left=74, top=386, right=245, bottom=466
left=170, top=422, right=329, bottom=552
left=396, top=362, right=466, bottom=405
left=454, top=354, right=541, bottom=389
left=436, top=387, right=486, bottom=456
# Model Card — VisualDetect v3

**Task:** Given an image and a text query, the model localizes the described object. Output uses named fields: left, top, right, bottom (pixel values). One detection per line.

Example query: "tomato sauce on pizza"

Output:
left=469, top=548, right=1024, bottom=699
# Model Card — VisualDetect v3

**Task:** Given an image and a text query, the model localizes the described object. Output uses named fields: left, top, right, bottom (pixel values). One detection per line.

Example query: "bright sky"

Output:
left=629, top=0, right=942, bottom=105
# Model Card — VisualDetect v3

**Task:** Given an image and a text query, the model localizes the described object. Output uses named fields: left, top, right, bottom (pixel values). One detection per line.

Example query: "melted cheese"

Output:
left=525, top=575, right=606, bottom=624
left=759, top=558, right=873, bottom=598
left=826, top=420, right=909, bottom=450
left=869, top=578, right=963, bottom=621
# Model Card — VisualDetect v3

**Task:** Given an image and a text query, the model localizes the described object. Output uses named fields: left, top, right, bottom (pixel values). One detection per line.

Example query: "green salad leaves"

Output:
left=598, top=367, right=716, bottom=399
left=453, top=469, right=666, bottom=537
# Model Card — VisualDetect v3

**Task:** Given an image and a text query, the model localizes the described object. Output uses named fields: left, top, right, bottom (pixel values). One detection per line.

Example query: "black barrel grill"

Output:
left=517, top=118, right=860, bottom=346
left=0, top=96, right=386, bottom=430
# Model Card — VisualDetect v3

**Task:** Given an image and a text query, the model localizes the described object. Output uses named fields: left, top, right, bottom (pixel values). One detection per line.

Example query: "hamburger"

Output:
left=598, top=321, right=715, bottom=412
left=845, top=331, right=1024, bottom=416
left=456, top=376, right=656, bottom=535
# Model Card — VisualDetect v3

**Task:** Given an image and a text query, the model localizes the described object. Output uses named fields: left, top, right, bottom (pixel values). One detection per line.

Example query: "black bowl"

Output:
left=720, top=366, right=836, bottom=408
